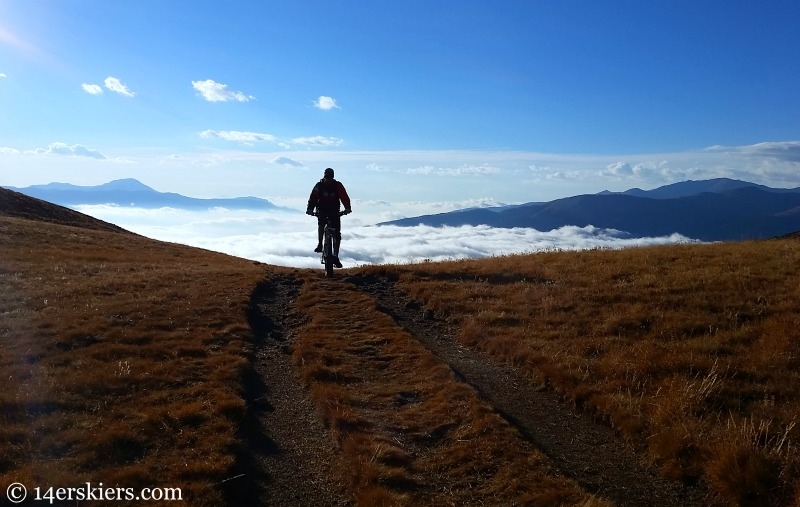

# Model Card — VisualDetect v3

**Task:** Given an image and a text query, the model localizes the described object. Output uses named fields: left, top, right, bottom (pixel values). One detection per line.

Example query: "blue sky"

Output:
left=2, top=0, right=800, bottom=215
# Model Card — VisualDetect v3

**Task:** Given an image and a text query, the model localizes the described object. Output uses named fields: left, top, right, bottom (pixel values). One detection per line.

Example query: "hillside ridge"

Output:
left=0, top=187, right=132, bottom=233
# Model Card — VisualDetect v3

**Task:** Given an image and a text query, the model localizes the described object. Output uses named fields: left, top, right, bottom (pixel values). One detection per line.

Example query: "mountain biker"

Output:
left=306, top=168, right=351, bottom=268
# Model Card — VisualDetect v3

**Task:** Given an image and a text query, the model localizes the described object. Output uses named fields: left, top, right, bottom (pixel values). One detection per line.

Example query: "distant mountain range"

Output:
left=381, top=178, right=800, bottom=242
left=4, top=178, right=289, bottom=211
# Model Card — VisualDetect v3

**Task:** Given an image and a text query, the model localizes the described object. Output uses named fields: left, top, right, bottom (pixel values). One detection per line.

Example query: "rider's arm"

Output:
left=337, top=182, right=352, bottom=211
left=306, top=185, right=319, bottom=214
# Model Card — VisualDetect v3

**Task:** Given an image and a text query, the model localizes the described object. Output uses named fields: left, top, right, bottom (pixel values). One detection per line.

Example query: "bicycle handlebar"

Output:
left=310, top=210, right=351, bottom=217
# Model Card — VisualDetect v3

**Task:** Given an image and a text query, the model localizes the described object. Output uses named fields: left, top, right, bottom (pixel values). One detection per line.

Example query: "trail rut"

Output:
left=345, top=273, right=706, bottom=507
left=243, top=271, right=707, bottom=505
left=240, top=274, right=350, bottom=506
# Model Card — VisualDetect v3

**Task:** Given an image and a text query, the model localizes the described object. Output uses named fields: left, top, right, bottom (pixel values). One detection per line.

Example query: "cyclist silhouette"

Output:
left=306, top=168, right=351, bottom=267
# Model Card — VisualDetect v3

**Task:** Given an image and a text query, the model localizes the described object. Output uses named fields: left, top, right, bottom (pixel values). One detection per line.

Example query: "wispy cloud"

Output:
left=0, top=72, right=6, bottom=78
left=104, top=76, right=135, bottom=97
left=82, top=83, right=103, bottom=95
left=366, top=163, right=390, bottom=172
left=198, top=130, right=341, bottom=148
left=406, top=164, right=501, bottom=176
left=82, top=77, right=135, bottom=97
left=271, top=156, right=304, bottom=167
left=0, top=146, right=21, bottom=154
left=602, top=160, right=671, bottom=180
left=192, top=79, right=254, bottom=102
left=707, top=141, right=800, bottom=163
left=292, top=136, right=343, bottom=147
left=29, top=142, right=107, bottom=159
left=314, top=96, right=339, bottom=110
left=200, top=130, right=277, bottom=144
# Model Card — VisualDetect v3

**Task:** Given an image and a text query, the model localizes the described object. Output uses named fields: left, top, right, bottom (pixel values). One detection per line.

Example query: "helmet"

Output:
left=324, top=168, right=334, bottom=179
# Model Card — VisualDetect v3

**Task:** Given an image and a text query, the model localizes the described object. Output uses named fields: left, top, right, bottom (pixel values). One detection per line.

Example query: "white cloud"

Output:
left=31, top=142, right=107, bottom=159
left=0, top=73, right=6, bottom=78
left=708, top=141, right=800, bottom=163
left=82, top=83, right=103, bottom=95
left=199, top=131, right=342, bottom=149
left=70, top=205, right=700, bottom=269
left=406, top=164, right=501, bottom=176
left=200, top=130, right=277, bottom=144
left=271, top=156, right=304, bottom=167
left=366, top=163, right=390, bottom=172
left=542, top=170, right=583, bottom=181
left=347, top=198, right=508, bottom=225
left=104, top=76, right=135, bottom=97
left=192, top=79, right=253, bottom=102
left=601, top=160, right=678, bottom=183
left=340, top=225, right=698, bottom=266
left=0, top=146, right=21, bottom=154
left=314, top=96, right=339, bottom=110
left=292, top=136, right=343, bottom=147
left=604, top=162, right=633, bottom=177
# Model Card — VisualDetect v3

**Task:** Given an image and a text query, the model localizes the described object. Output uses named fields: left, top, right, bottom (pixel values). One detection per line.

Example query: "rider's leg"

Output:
left=315, top=219, right=323, bottom=252
left=332, top=215, right=343, bottom=268
left=332, top=215, right=342, bottom=256
left=332, top=235, right=343, bottom=268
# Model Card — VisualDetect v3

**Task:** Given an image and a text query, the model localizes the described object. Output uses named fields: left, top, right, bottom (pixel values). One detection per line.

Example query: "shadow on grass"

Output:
left=222, top=278, right=285, bottom=506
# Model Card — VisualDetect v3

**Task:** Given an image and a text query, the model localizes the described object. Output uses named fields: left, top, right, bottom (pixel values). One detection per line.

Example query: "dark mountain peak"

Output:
left=619, top=178, right=777, bottom=199
left=383, top=179, right=800, bottom=241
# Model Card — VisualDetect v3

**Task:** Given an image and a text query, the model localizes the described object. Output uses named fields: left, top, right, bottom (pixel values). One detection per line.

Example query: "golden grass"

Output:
left=290, top=273, right=604, bottom=506
left=0, top=217, right=267, bottom=506
left=3, top=214, right=607, bottom=505
left=5, top=208, right=799, bottom=506
left=361, top=240, right=800, bottom=506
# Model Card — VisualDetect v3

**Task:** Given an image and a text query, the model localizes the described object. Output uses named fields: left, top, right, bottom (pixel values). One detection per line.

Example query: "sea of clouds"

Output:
left=73, top=204, right=700, bottom=269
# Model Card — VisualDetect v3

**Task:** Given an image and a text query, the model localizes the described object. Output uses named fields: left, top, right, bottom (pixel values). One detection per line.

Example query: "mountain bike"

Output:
left=312, top=210, right=349, bottom=277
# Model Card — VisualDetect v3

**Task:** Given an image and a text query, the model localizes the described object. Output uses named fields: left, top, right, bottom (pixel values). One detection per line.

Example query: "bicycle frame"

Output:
left=313, top=211, right=346, bottom=277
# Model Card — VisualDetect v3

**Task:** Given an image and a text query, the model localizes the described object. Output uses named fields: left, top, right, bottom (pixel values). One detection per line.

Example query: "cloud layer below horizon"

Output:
left=73, top=205, right=701, bottom=269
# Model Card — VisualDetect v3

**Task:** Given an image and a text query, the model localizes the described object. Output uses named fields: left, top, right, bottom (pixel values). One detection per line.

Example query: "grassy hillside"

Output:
left=361, top=241, right=800, bottom=505
left=0, top=215, right=269, bottom=505
left=0, top=187, right=129, bottom=233
left=2, top=190, right=798, bottom=505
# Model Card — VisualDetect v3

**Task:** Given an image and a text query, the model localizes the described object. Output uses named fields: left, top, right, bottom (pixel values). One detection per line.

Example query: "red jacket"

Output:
left=307, top=178, right=351, bottom=213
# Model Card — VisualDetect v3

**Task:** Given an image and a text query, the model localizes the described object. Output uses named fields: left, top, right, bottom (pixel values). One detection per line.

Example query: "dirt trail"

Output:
left=345, top=274, right=706, bottom=507
left=242, top=271, right=707, bottom=506
left=239, top=273, right=351, bottom=506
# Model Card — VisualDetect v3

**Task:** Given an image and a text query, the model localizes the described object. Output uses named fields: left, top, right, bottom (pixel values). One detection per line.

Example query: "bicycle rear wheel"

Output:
left=323, top=228, right=334, bottom=277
